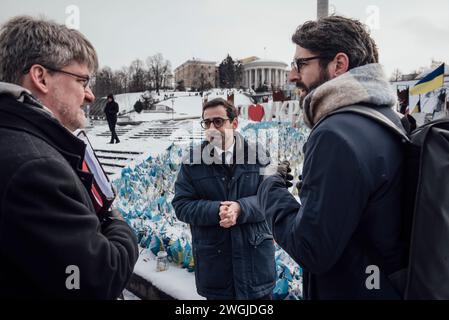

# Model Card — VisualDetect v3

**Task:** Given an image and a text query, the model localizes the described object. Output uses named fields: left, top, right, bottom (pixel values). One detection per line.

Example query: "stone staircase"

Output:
left=96, top=127, right=133, bottom=139
left=94, top=149, right=144, bottom=176
left=89, top=117, right=203, bottom=177
left=128, top=127, right=176, bottom=140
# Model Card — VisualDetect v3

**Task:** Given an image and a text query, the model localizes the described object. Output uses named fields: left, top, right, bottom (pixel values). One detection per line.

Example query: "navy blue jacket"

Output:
left=258, top=111, right=407, bottom=300
left=172, top=134, right=276, bottom=299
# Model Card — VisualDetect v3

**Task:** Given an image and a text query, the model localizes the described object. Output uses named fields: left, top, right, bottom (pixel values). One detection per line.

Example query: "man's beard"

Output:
left=58, top=104, right=87, bottom=132
left=296, top=67, right=331, bottom=99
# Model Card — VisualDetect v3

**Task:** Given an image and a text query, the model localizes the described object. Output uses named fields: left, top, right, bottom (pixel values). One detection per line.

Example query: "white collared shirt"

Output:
left=214, top=141, right=235, bottom=165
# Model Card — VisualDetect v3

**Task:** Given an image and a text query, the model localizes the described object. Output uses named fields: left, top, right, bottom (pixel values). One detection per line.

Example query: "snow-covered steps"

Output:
left=169, top=126, right=204, bottom=145
left=127, top=121, right=182, bottom=140
left=129, top=128, right=176, bottom=139
left=94, top=149, right=144, bottom=176
left=95, top=127, right=133, bottom=138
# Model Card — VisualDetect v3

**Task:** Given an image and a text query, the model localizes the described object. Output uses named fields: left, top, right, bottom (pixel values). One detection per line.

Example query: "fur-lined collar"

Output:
left=302, top=63, right=397, bottom=128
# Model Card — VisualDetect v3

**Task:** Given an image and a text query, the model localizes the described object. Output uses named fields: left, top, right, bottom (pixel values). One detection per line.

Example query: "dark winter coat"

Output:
left=104, top=100, right=119, bottom=123
left=258, top=63, right=408, bottom=300
left=0, top=87, right=138, bottom=299
left=172, top=133, right=276, bottom=300
left=259, top=111, right=407, bottom=300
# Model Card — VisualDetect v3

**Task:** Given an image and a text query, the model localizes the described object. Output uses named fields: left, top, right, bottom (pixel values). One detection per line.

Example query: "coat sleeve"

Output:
left=0, top=157, right=139, bottom=299
left=237, top=195, right=265, bottom=224
left=257, top=129, right=370, bottom=274
left=236, top=155, right=270, bottom=225
left=172, top=164, right=221, bottom=226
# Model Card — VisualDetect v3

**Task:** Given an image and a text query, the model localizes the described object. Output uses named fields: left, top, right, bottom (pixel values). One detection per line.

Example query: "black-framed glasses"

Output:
left=45, top=66, right=91, bottom=89
left=23, top=65, right=92, bottom=89
left=291, top=56, right=333, bottom=72
left=200, top=117, right=231, bottom=129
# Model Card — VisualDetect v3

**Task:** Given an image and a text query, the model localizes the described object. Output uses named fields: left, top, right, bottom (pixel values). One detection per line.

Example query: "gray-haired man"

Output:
left=0, top=16, right=138, bottom=299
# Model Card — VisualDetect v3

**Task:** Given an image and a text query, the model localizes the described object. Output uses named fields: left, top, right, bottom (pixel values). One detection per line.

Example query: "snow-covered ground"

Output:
left=110, top=88, right=254, bottom=117
left=85, top=89, right=255, bottom=177
left=134, top=249, right=204, bottom=300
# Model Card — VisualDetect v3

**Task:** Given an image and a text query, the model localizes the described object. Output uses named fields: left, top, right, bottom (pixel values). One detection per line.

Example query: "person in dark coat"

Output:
left=0, top=16, right=138, bottom=299
left=257, top=16, right=407, bottom=300
left=172, top=98, right=276, bottom=300
left=104, top=94, right=120, bottom=143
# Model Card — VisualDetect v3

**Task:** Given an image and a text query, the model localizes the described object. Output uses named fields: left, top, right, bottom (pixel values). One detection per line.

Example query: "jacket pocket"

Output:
left=248, top=233, right=276, bottom=286
left=194, top=243, right=233, bottom=291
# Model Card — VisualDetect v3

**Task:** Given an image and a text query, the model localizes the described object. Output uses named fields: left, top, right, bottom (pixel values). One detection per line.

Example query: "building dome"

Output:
left=241, top=57, right=289, bottom=90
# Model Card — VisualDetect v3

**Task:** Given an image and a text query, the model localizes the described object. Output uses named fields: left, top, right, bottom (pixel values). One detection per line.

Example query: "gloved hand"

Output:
left=277, top=160, right=294, bottom=188
left=296, top=174, right=303, bottom=195
left=101, top=208, right=125, bottom=223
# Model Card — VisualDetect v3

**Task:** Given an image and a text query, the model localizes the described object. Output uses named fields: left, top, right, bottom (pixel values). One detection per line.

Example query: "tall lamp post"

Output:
left=171, top=98, right=175, bottom=121
left=317, top=0, right=329, bottom=19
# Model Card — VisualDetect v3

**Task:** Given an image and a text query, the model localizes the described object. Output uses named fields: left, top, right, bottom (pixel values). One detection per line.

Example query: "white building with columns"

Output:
left=242, top=58, right=289, bottom=90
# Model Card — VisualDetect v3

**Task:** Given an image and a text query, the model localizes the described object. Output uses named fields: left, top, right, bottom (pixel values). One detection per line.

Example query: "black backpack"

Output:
left=325, top=105, right=449, bottom=299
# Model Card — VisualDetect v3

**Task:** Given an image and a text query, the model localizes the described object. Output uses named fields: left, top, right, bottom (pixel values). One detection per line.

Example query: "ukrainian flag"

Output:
left=410, top=63, right=445, bottom=95
left=411, top=99, right=421, bottom=114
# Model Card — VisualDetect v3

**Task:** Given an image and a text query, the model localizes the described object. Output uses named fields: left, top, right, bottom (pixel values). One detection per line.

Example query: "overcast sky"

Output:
left=1, top=0, right=448, bottom=77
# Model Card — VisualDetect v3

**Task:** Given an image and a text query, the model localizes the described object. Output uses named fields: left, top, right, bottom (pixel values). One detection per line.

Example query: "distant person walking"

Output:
left=104, top=93, right=120, bottom=143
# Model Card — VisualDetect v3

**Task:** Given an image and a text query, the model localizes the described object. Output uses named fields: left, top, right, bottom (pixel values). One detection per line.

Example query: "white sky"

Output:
left=1, top=0, right=448, bottom=77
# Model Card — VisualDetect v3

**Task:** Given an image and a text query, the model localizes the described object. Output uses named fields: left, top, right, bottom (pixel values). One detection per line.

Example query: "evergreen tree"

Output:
left=218, top=55, right=243, bottom=88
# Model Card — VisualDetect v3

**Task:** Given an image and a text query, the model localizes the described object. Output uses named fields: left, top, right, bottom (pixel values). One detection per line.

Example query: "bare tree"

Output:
left=146, top=53, right=172, bottom=95
left=175, top=80, right=186, bottom=91
left=390, top=68, right=403, bottom=82
left=129, top=59, right=148, bottom=93
left=92, top=54, right=172, bottom=97
left=92, top=66, right=115, bottom=98
left=195, top=72, right=212, bottom=92
left=116, top=67, right=130, bottom=93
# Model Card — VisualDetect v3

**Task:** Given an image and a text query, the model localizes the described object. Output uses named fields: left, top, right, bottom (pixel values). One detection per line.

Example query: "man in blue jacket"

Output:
left=173, top=98, right=276, bottom=300
left=257, top=16, right=407, bottom=299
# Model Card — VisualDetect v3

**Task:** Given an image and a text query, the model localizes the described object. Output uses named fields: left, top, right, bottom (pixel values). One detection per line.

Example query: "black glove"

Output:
left=277, top=160, right=294, bottom=188
left=100, top=208, right=125, bottom=224
left=296, top=174, right=303, bottom=195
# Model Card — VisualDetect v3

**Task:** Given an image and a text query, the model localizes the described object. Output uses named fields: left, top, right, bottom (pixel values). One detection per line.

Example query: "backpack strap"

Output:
left=401, top=114, right=417, bottom=134
left=312, top=105, right=410, bottom=143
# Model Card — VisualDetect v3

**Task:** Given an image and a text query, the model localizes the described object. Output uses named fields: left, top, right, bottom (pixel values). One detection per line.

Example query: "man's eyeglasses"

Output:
left=200, top=117, right=231, bottom=129
left=23, top=65, right=92, bottom=89
left=291, top=56, right=332, bottom=72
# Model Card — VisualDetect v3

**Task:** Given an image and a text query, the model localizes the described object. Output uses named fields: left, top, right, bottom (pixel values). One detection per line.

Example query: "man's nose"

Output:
left=84, top=86, right=95, bottom=103
left=209, top=121, right=217, bottom=129
left=288, top=68, right=300, bottom=83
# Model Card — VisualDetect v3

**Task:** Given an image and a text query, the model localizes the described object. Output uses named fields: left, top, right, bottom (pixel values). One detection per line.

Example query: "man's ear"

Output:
left=329, top=52, right=349, bottom=77
left=27, top=65, right=50, bottom=94
left=232, top=117, right=238, bottom=129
